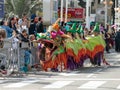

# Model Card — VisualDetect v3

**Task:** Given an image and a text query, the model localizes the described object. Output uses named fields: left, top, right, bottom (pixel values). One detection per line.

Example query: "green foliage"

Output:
left=5, top=0, right=42, bottom=18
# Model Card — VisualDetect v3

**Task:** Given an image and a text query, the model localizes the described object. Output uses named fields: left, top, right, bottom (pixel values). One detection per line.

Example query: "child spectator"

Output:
left=17, top=29, right=30, bottom=72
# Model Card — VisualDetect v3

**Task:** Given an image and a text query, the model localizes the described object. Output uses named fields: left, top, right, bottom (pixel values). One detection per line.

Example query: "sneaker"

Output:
left=7, top=68, right=13, bottom=76
left=0, top=69, right=7, bottom=74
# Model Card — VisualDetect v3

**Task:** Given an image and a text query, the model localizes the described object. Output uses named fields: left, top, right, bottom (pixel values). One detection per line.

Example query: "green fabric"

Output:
left=36, top=33, right=41, bottom=39
left=65, top=38, right=85, bottom=55
left=36, top=33, right=50, bottom=40
left=40, top=35, right=47, bottom=39
left=53, top=46, right=65, bottom=55
left=85, top=35, right=106, bottom=51
left=73, top=38, right=85, bottom=55
left=52, top=46, right=65, bottom=60
left=93, top=23, right=100, bottom=32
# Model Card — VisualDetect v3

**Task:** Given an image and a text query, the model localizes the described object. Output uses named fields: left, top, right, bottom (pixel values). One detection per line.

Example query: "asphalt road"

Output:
left=0, top=49, right=120, bottom=90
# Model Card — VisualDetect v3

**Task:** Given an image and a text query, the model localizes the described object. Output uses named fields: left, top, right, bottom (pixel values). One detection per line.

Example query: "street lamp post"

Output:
left=105, top=0, right=108, bottom=29
left=60, top=0, right=64, bottom=22
left=86, top=0, right=91, bottom=30
left=103, top=0, right=113, bottom=29
left=114, top=7, right=120, bottom=30
left=65, top=0, right=68, bottom=23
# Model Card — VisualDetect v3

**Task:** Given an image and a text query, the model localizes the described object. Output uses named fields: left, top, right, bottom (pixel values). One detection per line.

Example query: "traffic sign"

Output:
left=0, top=0, right=4, bottom=18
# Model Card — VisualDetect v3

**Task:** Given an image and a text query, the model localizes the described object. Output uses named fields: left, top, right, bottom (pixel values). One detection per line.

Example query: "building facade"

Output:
left=91, top=0, right=113, bottom=24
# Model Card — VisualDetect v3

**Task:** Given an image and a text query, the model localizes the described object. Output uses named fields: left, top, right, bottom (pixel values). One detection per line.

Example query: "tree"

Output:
left=78, top=0, right=86, bottom=8
left=5, top=0, right=42, bottom=18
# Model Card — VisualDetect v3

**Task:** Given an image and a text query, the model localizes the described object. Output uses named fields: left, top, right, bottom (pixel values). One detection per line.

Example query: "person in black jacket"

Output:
left=104, top=31, right=111, bottom=53
left=115, top=29, right=120, bottom=52
left=29, top=19, right=36, bottom=35
left=17, top=29, right=29, bottom=43
left=36, top=17, right=44, bottom=33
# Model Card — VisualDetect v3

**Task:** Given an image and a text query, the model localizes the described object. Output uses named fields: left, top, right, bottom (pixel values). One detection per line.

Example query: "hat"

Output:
left=52, top=23, right=59, bottom=30
left=80, top=25, right=84, bottom=34
left=67, top=23, right=77, bottom=33
left=93, top=23, right=100, bottom=32
left=76, top=24, right=81, bottom=34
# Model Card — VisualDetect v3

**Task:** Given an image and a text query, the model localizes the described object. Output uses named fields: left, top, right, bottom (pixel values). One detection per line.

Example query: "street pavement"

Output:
left=0, top=49, right=120, bottom=90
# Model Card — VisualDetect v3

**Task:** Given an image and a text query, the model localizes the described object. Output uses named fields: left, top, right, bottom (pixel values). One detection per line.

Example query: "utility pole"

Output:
left=65, top=0, right=68, bottom=23
left=60, top=0, right=64, bottom=22
left=105, top=0, right=108, bottom=29
left=86, top=0, right=91, bottom=30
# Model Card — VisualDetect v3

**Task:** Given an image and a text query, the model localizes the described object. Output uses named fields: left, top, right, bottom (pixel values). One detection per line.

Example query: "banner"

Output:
left=58, top=8, right=85, bottom=19
left=0, top=0, right=4, bottom=18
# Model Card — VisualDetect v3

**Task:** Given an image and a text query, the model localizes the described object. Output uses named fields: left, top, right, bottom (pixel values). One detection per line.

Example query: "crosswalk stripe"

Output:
left=4, top=79, right=39, bottom=88
left=59, top=72, right=78, bottom=76
left=0, top=80, right=7, bottom=84
left=43, top=81, right=74, bottom=88
left=78, top=81, right=106, bottom=89
left=117, top=85, right=120, bottom=89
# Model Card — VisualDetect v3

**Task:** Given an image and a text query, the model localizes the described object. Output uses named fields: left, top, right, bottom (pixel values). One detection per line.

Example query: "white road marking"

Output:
left=43, top=81, right=74, bottom=88
left=4, top=79, right=39, bottom=88
left=0, top=80, right=7, bottom=84
left=78, top=81, right=106, bottom=89
left=117, top=85, right=120, bottom=89
left=59, top=72, right=78, bottom=76
left=39, top=78, right=120, bottom=81
left=1, top=77, right=120, bottom=81
left=87, top=74, right=94, bottom=78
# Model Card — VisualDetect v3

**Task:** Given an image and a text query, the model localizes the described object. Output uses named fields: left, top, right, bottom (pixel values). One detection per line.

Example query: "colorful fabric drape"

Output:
left=41, top=35, right=106, bottom=71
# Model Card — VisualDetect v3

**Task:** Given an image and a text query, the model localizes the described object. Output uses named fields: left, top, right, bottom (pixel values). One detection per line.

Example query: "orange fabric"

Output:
left=86, top=45, right=104, bottom=59
left=42, top=52, right=67, bottom=71
left=66, top=48, right=75, bottom=57
left=42, top=44, right=105, bottom=71
left=74, top=49, right=86, bottom=63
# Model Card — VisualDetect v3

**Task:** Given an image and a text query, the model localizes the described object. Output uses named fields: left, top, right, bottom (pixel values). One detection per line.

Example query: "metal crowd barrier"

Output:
left=0, top=38, right=18, bottom=76
left=0, top=38, right=42, bottom=77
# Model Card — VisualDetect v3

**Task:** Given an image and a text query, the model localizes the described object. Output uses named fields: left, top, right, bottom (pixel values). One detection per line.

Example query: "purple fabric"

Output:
left=100, top=26, right=104, bottom=32
left=51, top=31, right=57, bottom=39
left=67, top=56, right=87, bottom=70
left=57, top=29, right=64, bottom=35
left=51, top=30, right=64, bottom=39
left=67, top=56, right=77, bottom=70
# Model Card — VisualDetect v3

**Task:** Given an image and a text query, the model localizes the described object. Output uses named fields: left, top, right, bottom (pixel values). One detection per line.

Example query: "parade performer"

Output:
left=39, top=20, right=109, bottom=71
left=85, top=23, right=109, bottom=66
left=40, top=18, right=71, bottom=71
left=65, top=23, right=86, bottom=70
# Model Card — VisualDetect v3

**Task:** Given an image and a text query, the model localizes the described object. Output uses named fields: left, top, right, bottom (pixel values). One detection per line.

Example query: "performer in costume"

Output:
left=39, top=20, right=109, bottom=71
left=65, top=23, right=86, bottom=70
left=76, top=24, right=85, bottom=40
left=40, top=18, right=71, bottom=71
left=87, top=23, right=109, bottom=66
